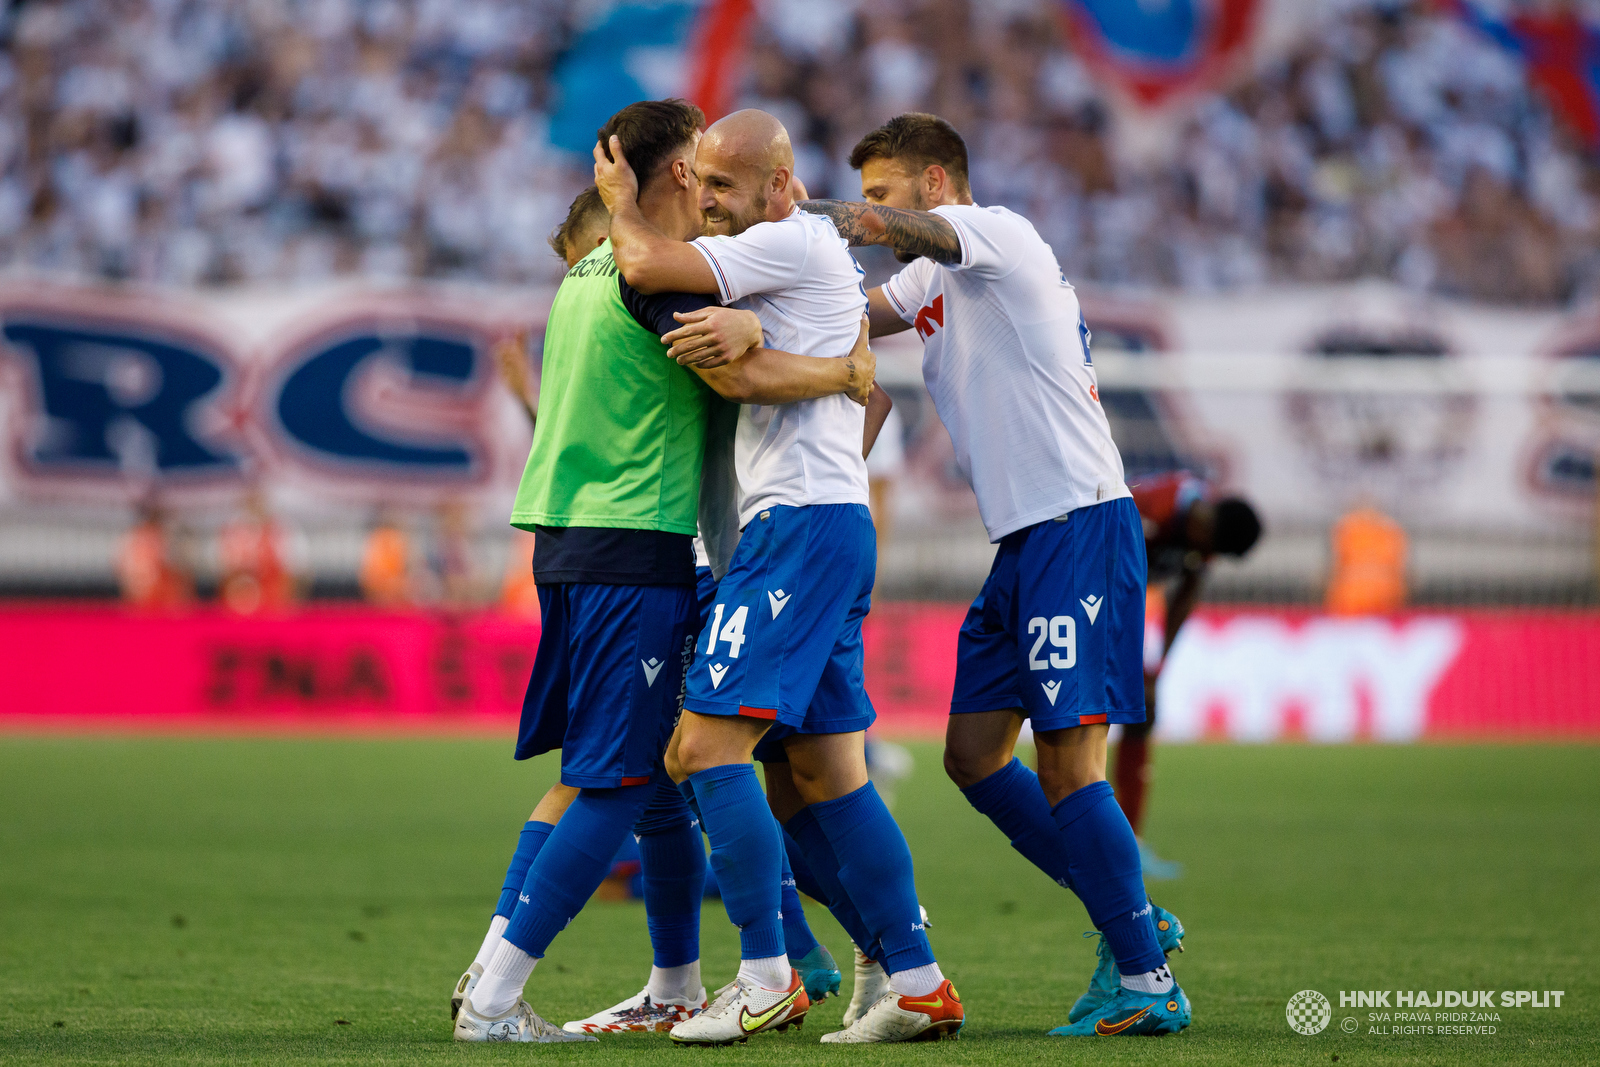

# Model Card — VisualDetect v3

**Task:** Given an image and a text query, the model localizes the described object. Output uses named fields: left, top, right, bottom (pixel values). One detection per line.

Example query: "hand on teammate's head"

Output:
left=593, top=135, right=639, bottom=210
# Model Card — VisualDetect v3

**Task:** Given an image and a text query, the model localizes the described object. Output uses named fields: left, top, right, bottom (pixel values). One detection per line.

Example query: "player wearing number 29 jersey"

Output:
left=805, top=112, right=1189, bottom=1039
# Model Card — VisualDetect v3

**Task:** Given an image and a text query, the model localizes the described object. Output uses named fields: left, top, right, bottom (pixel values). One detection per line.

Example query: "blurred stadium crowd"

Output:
left=0, top=0, right=1595, bottom=303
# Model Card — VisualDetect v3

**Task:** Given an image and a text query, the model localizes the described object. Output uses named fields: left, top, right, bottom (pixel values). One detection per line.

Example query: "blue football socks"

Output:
left=689, top=764, right=785, bottom=961
left=495, top=820, right=554, bottom=919
left=961, top=757, right=1075, bottom=890
left=784, top=807, right=876, bottom=959
left=1051, top=780, right=1164, bottom=975
left=503, top=781, right=654, bottom=958
left=777, top=829, right=819, bottom=961
left=782, top=825, right=829, bottom=905
left=809, top=782, right=935, bottom=975
left=634, top=779, right=705, bottom=969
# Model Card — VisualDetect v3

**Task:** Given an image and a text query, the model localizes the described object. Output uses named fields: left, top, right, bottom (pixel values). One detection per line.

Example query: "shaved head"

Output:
left=701, top=109, right=794, bottom=173
left=695, top=109, right=798, bottom=236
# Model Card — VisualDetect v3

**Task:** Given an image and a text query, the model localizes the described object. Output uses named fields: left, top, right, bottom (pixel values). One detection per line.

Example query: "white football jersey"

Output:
left=882, top=202, right=1128, bottom=542
left=693, top=206, right=869, bottom=526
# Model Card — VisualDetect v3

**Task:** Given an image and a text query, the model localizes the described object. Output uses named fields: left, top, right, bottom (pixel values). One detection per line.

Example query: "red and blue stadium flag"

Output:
left=548, top=0, right=752, bottom=157
left=1447, top=0, right=1600, bottom=150
left=1058, top=0, right=1260, bottom=108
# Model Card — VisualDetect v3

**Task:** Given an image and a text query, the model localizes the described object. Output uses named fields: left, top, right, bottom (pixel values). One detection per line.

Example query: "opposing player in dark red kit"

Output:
left=1120, top=472, right=1260, bottom=876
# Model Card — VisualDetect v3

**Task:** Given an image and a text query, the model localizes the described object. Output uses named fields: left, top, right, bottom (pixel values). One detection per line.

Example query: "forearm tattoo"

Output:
left=800, top=200, right=963, bottom=264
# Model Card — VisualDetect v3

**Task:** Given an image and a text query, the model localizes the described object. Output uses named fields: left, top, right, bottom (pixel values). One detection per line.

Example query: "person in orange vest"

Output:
left=1121, top=472, right=1261, bottom=879
left=1325, top=503, right=1408, bottom=615
left=360, top=508, right=414, bottom=607
left=117, top=497, right=195, bottom=609
left=218, top=489, right=300, bottom=614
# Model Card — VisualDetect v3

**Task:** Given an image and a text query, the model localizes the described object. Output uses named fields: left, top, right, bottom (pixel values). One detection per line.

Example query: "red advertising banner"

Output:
left=1, top=603, right=1596, bottom=740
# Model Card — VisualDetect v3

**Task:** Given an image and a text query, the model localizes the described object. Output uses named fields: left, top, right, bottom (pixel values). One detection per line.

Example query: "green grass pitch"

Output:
left=0, top=737, right=1595, bottom=1065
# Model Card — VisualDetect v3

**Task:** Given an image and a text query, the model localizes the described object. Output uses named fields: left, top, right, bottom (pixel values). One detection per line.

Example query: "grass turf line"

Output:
left=0, top=738, right=1594, bottom=1065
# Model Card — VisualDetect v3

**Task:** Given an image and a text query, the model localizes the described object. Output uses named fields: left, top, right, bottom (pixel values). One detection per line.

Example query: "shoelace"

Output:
left=699, top=981, right=742, bottom=1020
left=1083, top=930, right=1112, bottom=959
left=512, top=1001, right=558, bottom=1036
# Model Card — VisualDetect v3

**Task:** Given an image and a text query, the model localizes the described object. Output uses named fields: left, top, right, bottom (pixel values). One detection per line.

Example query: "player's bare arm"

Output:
left=688, top=316, right=875, bottom=406
left=799, top=199, right=963, bottom=265
left=862, top=383, right=893, bottom=457
left=593, top=135, right=718, bottom=295
left=865, top=286, right=913, bottom=338
left=1164, top=566, right=1206, bottom=656
left=660, top=307, right=765, bottom=367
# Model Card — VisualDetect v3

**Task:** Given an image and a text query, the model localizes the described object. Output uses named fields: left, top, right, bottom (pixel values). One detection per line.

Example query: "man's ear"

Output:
left=672, top=156, right=693, bottom=190
left=772, top=164, right=792, bottom=199
left=923, top=164, right=948, bottom=203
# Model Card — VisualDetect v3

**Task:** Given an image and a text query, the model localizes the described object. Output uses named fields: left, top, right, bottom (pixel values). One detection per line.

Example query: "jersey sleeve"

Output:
left=881, top=258, right=936, bottom=323
left=618, top=276, right=720, bottom=337
left=930, top=204, right=1025, bottom=281
left=690, top=218, right=810, bottom=304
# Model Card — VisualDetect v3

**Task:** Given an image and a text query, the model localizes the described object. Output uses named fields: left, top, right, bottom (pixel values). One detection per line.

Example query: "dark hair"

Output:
left=547, top=186, right=608, bottom=260
left=596, top=98, right=706, bottom=190
left=1213, top=497, right=1262, bottom=557
left=849, top=113, right=970, bottom=194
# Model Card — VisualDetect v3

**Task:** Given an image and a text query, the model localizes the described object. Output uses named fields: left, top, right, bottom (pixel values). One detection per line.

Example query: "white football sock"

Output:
left=647, top=960, right=702, bottom=1003
left=1122, top=962, right=1174, bottom=995
left=889, top=962, right=944, bottom=998
left=737, top=954, right=791, bottom=990
left=471, top=915, right=509, bottom=972
left=472, top=939, right=538, bottom=1017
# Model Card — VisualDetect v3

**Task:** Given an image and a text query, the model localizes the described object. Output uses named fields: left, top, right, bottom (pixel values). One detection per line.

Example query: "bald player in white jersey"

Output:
left=801, top=112, right=1192, bottom=1038
left=594, top=107, right=963, bottom=1046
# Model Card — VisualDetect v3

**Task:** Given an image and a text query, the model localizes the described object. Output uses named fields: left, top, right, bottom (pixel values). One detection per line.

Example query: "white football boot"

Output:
left=822, top=979, right=965, bottom=1043
left=668, top=971, right=810, bottom=1046
left=453, top=994, right=598, bottom=1043
left=451, top=964, right=481, bottom=1022
left=563, top=985, right=708, bottom=1033
left=841, top=946, right=891, bottom=1027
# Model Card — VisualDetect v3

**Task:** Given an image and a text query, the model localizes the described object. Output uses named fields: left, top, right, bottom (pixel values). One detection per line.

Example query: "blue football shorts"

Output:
left=682, top=503, right=877, bottom=758
left=950, top=496, right=1147, bottom=731
left=517, top=582, right=697, bottom=788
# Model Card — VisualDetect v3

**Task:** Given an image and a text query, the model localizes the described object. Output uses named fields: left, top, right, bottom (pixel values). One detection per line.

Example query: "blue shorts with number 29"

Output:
left=950, top=496, right=1147, bottom=731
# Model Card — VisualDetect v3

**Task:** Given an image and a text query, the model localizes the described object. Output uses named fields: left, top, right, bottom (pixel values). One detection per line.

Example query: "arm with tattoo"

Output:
left=799, top=200, right=963, bottom=265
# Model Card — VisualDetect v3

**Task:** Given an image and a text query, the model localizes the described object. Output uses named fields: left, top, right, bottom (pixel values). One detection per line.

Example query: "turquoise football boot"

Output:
left=793, top=943, right=842, bottom=1001
left=1138, top=839, right=1184, bottom=881
left=1050, top=983, right=1191, bottom=1036
left=1067, top=903, right=1185, bottom=1023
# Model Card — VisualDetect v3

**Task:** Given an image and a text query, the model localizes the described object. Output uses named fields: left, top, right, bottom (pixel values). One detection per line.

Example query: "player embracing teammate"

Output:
left=596, top=107, right=963, bottom=1045
left=452, top=99, right=877, bottom=1043
left=804, top=112, right=1193, bottom=1037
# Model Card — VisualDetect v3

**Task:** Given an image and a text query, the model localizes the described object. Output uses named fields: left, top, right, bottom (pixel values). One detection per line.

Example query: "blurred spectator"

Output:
left=0, top=0, right=1595, bottom=305
left=425, top=498, right=477, bottom=607
left=359, top=508, right=413, bottom=606
left=1326, top=502, right=1409, bottom=614
left=218, top=488, right=301, bottom=613
left=116, top=497, right=194, bottom=608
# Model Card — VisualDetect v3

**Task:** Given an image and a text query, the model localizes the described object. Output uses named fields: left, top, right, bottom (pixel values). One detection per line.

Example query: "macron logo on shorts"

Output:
left=767, top=589, right=792, bottom=618
left=641, top=657, right=664, bottom=687
left=1080, top=594, right=1103, bottom=625
left=1042, top=680, right=1061, bottom=706
left=708, top=663, right=729, bottom=689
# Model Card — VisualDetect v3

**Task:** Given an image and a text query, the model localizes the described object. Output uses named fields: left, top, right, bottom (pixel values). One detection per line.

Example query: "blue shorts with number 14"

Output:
left=682, top=503, right=877, bottom=751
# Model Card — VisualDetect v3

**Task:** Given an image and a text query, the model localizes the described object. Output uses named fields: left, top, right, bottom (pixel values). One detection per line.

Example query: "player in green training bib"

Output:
left=453, top=99, right=874, bottom=1044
